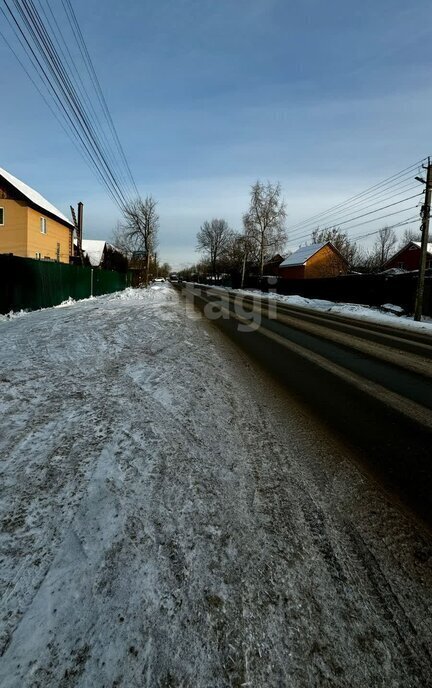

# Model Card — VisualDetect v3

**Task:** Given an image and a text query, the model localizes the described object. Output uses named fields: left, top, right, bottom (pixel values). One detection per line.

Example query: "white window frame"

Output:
left=0, top=207, right=4, bottom=226
left=40, top=217, right=47, bottom=234
left=35, top=252, right=41, bottom=259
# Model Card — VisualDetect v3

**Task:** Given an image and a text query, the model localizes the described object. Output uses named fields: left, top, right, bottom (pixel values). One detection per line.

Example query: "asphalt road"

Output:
left=179, top=284, right=432, bottom=527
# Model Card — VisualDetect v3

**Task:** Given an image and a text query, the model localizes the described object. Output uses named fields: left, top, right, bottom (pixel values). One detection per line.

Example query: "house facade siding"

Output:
left=0, top=185, right=73, bottom=263
left=279, top=244, right=348, bottom=279
left=385, top=244, right=432, bottom=271
left=0, top=198, right=28, bottom=256
left=27, top=207, right=72, bottom=262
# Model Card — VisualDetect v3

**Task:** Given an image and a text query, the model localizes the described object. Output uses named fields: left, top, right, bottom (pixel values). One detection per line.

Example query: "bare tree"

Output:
left=398, top=227, right=421, bottom=249
left=196, top=219, right=234, bottom=278
left=357, top=226, right=398, bottom=273
left=311, top=226, right=359, bottom=267
left=119, top=196, right=159, bottom=286
left=243, top=181, right=287, bottom=276
left=374, top=226, right=397, bottom=270
left=111, top=221, right=134, bottom=257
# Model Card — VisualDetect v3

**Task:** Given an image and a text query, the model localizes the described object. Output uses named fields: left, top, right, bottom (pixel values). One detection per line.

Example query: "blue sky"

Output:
left=1, top=0, right=432, bottom=268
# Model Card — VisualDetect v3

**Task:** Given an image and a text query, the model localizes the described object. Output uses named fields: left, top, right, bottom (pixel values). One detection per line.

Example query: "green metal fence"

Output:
left=0, top=254, right=132, bottom=314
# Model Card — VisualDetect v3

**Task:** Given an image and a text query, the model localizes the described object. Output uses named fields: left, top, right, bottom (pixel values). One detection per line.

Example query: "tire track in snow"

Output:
left=0, top=286, right=431, bottom=687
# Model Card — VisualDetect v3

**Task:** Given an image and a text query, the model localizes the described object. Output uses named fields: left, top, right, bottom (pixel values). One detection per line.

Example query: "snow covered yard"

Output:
left=0, top=284, right=431, bottom=687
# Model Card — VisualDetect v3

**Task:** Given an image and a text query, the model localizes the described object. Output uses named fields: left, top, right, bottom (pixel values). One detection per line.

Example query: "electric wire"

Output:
left=1, top=0, right=114, bottom=190
left=287, top=158, right=427, bottom=234
left=287, top=182, right=422, bottom=244
left=61, top=0, right=140, bottom=198
left=287, top=176, right=422, bottom=238
left=0, top=0, right=138, bottom=211
left=37, top=0, right=129, bottom=193
left=17, top=0, right=131, bottom=209
left=287, top=193, right=422, bottom=248
left=27, top=0, right=133, bottom=207
left=2, top=0, right=125, bottom=209
left=349, top=216, right=419, bottom=243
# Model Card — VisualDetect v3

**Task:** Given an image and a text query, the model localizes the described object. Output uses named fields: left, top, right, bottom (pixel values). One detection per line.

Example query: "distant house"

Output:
left=383, top=241, right=432, bottom=272
left=279, top=242, right=348, bottom=279
left=263, top=253, right=285, bottom=276
left=78, top=239, right=128, bottom=272
left=0, top=166, right=74, bottom=263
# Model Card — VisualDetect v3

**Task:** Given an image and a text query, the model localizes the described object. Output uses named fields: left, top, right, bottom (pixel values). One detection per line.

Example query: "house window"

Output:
left=35, top=252, right=41, bottom=259
left=40, top=217, right=47, bottom=234
left=0, top=207, right=4, bottom=225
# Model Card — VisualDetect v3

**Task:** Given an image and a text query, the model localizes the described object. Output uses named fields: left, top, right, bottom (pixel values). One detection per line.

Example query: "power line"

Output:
left=287, top=182, right=422, bottom=243
left=61, top=0, right=140, bottom=198
left=287, top=176, right=421, bottom=238
left=349, top=216, right=418, bottom=243
left=3, top=0, right=127, bottom=209
left=23, top=0, right=131, bottom=208
left=0, top=0, right=139, bottom=211
left=0, top=5, right=114, bottom=198
left=286, top=158, right=427, bottom=234
left=291, top=193, right=422, bottom=247
left=37, top=0, right=129, bottom=192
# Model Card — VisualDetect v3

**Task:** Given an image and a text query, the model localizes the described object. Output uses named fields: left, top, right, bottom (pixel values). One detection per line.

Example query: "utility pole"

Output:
left=70, top=202, right=85, bottom=266
left=239, top=235, right=249, bottom=289
left=77, top=202, right=84, bottom=253
left=414, top=158, right=432, bottom=321
left=241, top=250, right=247, bottom=289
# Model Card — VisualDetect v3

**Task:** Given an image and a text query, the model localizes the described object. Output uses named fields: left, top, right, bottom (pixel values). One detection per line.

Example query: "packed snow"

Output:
left=1, top=284, right=431, bottom=687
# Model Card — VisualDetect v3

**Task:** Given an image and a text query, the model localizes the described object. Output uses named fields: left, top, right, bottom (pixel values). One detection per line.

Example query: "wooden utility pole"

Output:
left=414, top=159, right=432, bottom=321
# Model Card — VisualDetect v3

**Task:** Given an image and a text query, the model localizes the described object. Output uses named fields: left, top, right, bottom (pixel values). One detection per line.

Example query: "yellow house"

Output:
left=0, top=167, right=74, bottom=263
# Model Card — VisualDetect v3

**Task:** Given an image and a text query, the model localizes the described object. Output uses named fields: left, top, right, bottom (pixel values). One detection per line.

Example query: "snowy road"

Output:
left=1, top=285, right=432, bottom=687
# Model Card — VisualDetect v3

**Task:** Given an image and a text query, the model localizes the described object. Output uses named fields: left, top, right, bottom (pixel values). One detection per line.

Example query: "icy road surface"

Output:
left=1, top=285, right=432, bottom=687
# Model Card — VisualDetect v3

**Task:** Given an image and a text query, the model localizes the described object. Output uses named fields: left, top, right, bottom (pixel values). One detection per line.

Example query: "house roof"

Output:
left=81, top=239, right=107, bottom=266
left=279, top=242, right=327, bottom=268
left=263, top=253, right=285, bottom=264
left=384, top=241, right=432, bottom=267
left=412, top=241, right=432, bottom=254
left=0, top=166, right=74, bottom=228
left=79, top=239, right=121, bottom=267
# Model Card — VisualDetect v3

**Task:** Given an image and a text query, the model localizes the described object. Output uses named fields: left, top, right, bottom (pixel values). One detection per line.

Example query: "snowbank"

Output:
left=0, top=286, right=158, bottom=323
left=229, top=288, right=432, bottom=334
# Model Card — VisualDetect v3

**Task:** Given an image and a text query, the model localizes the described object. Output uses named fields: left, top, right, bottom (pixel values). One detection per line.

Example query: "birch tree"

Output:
left=243, top=181, right=287, bottom=276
